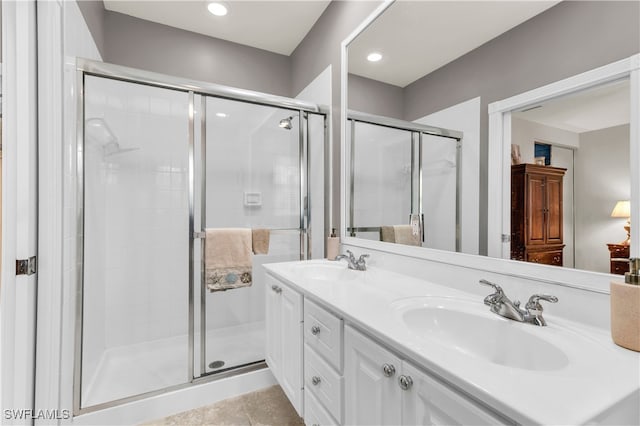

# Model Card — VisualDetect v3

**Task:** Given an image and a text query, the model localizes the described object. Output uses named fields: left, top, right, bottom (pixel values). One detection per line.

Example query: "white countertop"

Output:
left=264, top=260, right=640, bottom=425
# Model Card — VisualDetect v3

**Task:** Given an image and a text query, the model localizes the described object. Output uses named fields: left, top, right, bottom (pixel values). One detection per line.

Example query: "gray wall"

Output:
left=348, top=74, right=403, bottom=120
left=402, top=1, right=640, bottom=254
left=78, top=2, right=291, bottom=97
left=290, top=1, right=382, bottom=230
left=102, top=11, right=291, bottom=96
left=575, top=124, right=630, bottom=273
left=76, top=0, right=106, bottom=57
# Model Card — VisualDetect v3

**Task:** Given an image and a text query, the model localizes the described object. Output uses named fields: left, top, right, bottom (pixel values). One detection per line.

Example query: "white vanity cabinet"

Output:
left=345, top=326, right=509, bottom=426
left=265, top=271, right=510, bottom=426
left=344, top=325, right=403, bottom=425
left=265, top=274, right=303, bottom=416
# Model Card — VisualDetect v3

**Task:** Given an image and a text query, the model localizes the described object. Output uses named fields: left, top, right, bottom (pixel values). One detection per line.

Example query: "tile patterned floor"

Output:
left=143, top=385, right=304, bottom=426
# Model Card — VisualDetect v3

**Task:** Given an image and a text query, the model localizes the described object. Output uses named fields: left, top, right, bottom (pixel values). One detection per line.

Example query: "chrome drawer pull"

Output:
left=382, top=363, right=396, bottom=377
left=311, top=325, right=321, bottom=335
left=398, top=375, right=413, bottom=390
left=311, top=376, right=321, bottom=386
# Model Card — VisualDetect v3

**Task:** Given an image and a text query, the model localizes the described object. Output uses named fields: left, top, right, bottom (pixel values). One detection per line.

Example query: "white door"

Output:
left=344, top=326, right=402, bottom=425
left=278, top=283, right=303, bottom=415
left=0, top=0, right=39, bottom=422
left=401, top=362, right=505, bottom=426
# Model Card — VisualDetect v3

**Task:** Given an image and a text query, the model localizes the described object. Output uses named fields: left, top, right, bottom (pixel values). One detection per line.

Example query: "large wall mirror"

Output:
left=342, top=0, right=640, bottom=288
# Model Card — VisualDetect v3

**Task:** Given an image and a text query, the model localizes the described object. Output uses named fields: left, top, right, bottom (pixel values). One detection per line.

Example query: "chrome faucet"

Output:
left=479, top=279, right=558, bottom=326
left=334, top=250, right=369, bottom=271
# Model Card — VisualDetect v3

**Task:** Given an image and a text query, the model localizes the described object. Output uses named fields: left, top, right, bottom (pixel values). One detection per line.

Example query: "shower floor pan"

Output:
left=81, top=321, right=265, bottom=409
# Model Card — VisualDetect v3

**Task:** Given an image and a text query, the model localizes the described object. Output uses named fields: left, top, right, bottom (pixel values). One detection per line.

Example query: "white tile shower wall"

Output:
left=83, top=76, right=190, bottom=354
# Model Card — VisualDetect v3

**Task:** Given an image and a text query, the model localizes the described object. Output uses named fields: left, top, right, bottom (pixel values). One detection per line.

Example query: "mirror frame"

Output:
left=340, top=0, right=640, bottom=293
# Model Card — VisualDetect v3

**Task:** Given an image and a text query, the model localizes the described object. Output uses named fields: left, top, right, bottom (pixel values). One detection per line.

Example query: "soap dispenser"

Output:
left=327, top=228, right=339, bottom=260
left=610, top=257, right=640, bottom=352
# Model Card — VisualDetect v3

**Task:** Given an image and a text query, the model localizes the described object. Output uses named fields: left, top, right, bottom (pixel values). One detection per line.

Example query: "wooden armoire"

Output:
left=511, top=164, right=566, bottom=266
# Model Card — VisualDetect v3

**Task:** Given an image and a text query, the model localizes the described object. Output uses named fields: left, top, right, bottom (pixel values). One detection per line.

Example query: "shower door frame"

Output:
left=346, top=110, right=463, bottom=251
left=73, top=58, right=328, bottom=416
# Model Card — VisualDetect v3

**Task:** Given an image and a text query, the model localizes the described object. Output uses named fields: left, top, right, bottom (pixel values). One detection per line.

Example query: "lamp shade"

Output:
left=611, top=200, right=631, bottom=218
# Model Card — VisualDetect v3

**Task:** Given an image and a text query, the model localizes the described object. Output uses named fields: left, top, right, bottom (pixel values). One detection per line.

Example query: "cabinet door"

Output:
left=401, top=362, right=507, bottom=426
left=345, top=326, right=402, bottom=425
left=279, top=283, right=304, bottom=416
left=525, top=173, right=546, bottom=245
left=265, top=274, right=282, bottom=379
left=545, top=174, right=563, bottom=244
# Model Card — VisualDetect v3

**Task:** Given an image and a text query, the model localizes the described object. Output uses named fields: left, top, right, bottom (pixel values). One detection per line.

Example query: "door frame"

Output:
left=0, top=0, right=39, bottom=421
left=488, top=54, right=640, bottom=264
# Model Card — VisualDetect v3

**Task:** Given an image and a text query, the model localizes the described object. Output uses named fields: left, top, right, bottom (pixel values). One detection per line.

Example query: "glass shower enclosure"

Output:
left=75, top=60, right=327, bottom=413
left=347, top=111, right=463, bottom=251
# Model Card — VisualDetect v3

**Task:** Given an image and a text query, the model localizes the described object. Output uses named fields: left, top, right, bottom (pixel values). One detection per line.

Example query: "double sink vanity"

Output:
left=264, top=256, right=640, bottom=425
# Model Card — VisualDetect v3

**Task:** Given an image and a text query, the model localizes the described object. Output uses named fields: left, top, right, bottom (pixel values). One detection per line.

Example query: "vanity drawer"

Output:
left=304, top=388, right=338, bottom=426
left=304, top=344, right=343, bottom=424
left=304, top=299, right=343, bottom=371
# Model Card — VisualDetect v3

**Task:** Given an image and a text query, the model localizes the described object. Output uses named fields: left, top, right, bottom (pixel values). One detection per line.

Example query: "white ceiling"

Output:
left=513, top=79, right=630, bottom=133
left=104, top=0, right=331, bottom=56
left=348, top=1, right=560, bottom=88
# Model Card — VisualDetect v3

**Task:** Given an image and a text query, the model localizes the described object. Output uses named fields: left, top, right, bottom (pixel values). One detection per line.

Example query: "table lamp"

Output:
left=611, top=200, right=631, bottom=245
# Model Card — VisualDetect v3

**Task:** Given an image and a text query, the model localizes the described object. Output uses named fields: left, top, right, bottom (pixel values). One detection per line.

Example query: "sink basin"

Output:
left=392, top=297, right=569, bottom=371
left=292, top=262, right=357, bottom=282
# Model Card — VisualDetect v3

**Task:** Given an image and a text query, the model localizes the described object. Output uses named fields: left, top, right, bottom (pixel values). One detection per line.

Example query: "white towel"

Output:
left=205, top=228, right=253, bottom=292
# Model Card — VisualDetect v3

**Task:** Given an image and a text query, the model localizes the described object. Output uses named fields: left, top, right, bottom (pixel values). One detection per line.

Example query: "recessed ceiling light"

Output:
left=208, top=2, right=228, bottom=16
left=367, top=52, right=383, bottom=62
left=216, top=112, right=228, bottom=118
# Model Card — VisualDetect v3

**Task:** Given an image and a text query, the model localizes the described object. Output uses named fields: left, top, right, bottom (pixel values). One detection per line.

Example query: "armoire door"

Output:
left=545, top=174, right=564, bottom=244
left=526, top=173, right=546, bottom=246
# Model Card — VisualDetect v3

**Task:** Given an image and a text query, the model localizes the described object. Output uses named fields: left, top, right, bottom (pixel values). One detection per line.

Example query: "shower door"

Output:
left=348, top=117, right=461, bottom=248
left=348, top=120, right=415, bottom=240
left=193, top=97, right=310, bottom=377
left=75, top=60, right=327, bottom=413
left=80, top=76, right=190, bottom=409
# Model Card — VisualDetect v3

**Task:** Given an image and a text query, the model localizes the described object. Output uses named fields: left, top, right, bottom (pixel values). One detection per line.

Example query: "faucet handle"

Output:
left=358, top=254, right=370, bottom=261
left=525, top=294, right=558, bottom=313
left=479, top=279, right=503, bottom=294
left=346, top=249, right=355, bottom=259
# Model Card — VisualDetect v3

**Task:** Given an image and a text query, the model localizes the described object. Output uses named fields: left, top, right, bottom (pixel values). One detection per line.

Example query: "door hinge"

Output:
left=16, top=256, right=37, bottom=276
left=501, top=234, right=511, bottom=243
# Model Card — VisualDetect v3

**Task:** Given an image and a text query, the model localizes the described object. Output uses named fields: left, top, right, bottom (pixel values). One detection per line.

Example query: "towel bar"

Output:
left=193, top=228, right=303, bottom=239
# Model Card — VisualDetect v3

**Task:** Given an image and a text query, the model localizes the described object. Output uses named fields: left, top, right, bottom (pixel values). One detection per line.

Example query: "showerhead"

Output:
left=279, top=116, right=294, bottom=130
left=85, top=118, right=140, bottom=158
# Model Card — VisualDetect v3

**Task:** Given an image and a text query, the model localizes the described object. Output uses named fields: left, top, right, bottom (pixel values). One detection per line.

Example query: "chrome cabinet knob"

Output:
left=276, top=287, right=282, bottom=294
left=382, top=363, right=396, bottom=377
left=311, top=376, right=321, bottom=386
left=398, top=375, right=413, bottom=390
left=311, top=325, right=321, bottom=335
left=271, top=284, right=278, bottom=292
